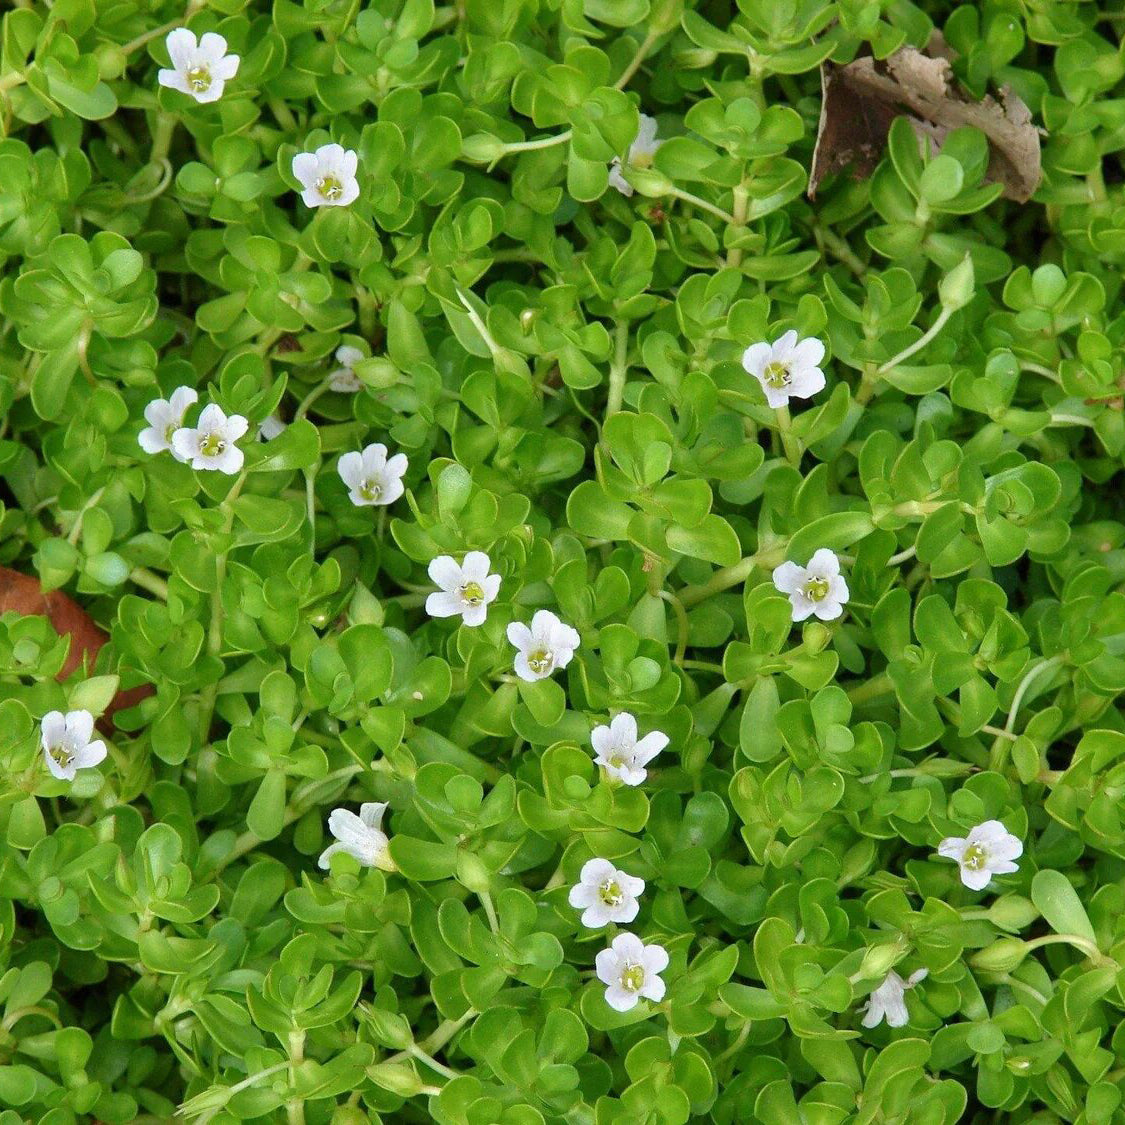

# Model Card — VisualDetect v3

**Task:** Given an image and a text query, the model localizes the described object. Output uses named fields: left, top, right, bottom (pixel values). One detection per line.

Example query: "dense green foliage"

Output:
left=4, top=0, right=1125, bottom=1121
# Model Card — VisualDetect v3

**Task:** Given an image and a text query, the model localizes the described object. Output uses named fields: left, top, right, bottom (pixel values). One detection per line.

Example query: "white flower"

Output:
left=292, top=144, right=360, bottom=208
left=568, top=858, right=645, bottom=928
left=591, top=712, right=668, bottom=786
left=506, top=610, right=580, bottom=681
left=138, top=386, right=198, bottom=459
left=337, top=443, right=408, bottom=507
left=742, top=330, right=826, bottom=409
left=40, top=710, right=107, bottom=782
left=158, top=29, right=239, bottom=104
left=425, top=552, right=501, bottom=628
left=861, top=969, right=928, bottom=1029
left=595, top=933, right=669, bottom=1012
left=329, top=345, right=365, bottom=393
left=171, top=404, right=249, bottom=475
left=608, top=114, right=661, bottom=197
left=318, top=802, right=395, bottom=871
left=258, top=413, right=285, bottom=441
left=937, top=820, right=1023, bottom=891
left=772, top=548, right=849, bottom=623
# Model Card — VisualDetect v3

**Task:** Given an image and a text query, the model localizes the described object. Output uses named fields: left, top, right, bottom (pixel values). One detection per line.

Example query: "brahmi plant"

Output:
left=5, top=0, right=1125, bottom=1121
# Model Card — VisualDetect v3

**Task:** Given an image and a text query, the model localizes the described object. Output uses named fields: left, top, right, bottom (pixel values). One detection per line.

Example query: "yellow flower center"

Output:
left=527, top=648, right=553, bottom=675
left=186, top=65, right=212, bottom=93
left=763, top=360, right=791, bottom=389
left=359, top=478, right=382, bottom=501
left=460, top=581, right=484, bottom=606
left=199, top=432, right=226, bottom=457
left=47, top=743, right=73, bottom=770
left=804, top=576, right=830, bottom=602
left=599, top=879, right=624, bottom=907
left=317, top=175, right=343, bottom=201
left=620, top=963, right=646, bottom=992
left=962, top=843, right=988, bottom=871
left=164, top=421, right=178, bottom=442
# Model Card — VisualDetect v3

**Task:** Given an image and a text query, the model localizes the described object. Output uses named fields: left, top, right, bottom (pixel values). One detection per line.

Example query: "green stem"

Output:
left=847, top=671, right=893, bottom=705
left=613, top=28, right=661, bottom=90
left=774, top=405, right=801, bottom=466
left=66, top=487, right=106, bottom=546
left=197, top=471, right=248, bottom=743
left=605, top=319, right=629, bottom=422
left=129, top=567, right=169, bottom=600
left=667, top=186, right=737, bottom=225
left=876, top=306, right=954, bottom=377
left=725, top=183, right=750, bottom=268
left=678, top=553, right=764, bottom=608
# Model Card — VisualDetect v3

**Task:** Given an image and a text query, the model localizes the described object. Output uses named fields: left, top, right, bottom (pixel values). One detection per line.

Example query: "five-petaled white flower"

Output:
left=773, top=548, right=850, bottom=623
left=861, top=969, right=928, bottom=1029
left=318, top=802, right=395, bottom=871
left=937, top=820, right=1023, bottom=891
left=608, top=114, right=661, bottom=197
left=506, top=610, right=580, bottom=682
left=292, top=144, right=360, bottom=208
left=158, top=29, right=240, bottom=104
left=742, top=330, right=826, bottom=409
left=258, top=413, right=285, bottom=441
left=172, top=403, right=249, bottom=475
left=426, top=552, right=501, bottom=627
left=40, top=710, right=107, bottom=782
left=337, top=443, right=408, bottom=507
left=138, top=386, right=198, bottom=459
left=591, top=713, right=668, bottom=786
left=568, top=858, right=645, bottom=929
left=329, top=345, right=365, bottom=393
left=595, top=933, right=669, bottom=1012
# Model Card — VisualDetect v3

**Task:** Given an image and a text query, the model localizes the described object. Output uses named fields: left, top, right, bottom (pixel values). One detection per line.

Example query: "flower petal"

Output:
left=427, top=555, right=463, bottom=591
left=165, top=28, right=197, bottom=70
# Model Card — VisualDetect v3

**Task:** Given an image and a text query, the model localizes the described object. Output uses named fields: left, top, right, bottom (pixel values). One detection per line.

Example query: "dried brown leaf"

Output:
left=810, top=44, right=1042, bottom=203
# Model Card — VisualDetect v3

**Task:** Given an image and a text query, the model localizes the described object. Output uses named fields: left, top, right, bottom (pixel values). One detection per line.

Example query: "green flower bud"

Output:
left=461, top=134, right=507, bottom=162
left=988, top=894, right=1039, bottom=932
left=456, top=851, right=492, bottom=894
left=859, top=942, right=904, bottom=979
left=366, top=1062, right=426, bottom=1097
left=626, top=167, right=676, bottom=198
left=939, top=254, right=975, bottom=311
left=970, top=938, right=1029, bottom=972
left=801, top=621, right=831, bottom=653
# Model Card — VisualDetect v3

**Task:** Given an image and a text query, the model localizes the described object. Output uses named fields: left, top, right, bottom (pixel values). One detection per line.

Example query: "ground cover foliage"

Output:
left=3, top=0, right=1125, bottom=1121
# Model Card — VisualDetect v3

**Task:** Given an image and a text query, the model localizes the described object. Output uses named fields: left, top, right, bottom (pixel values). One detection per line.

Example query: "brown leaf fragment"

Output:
left=0, top=566, right=151, bottom=722
left=809, top=45, right=1042, bottom=203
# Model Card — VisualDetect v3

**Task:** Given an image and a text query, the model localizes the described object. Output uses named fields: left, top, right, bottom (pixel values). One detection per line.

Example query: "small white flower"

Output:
left=258, top=413, right=285, bottom=441
left=138, top=386, right=198, bottom=459
left=937, top=820, right=1023, bottom=891
left=772, top=548, right=849, bottom=623
left=595, top=933, right=669, bottom=1012
left=171, top=404, right=249, bottom=475
left=318, top=802, right=395, bottom=871
left=591, top=712, right=668, bottom=786
left=425, top=552, right=501, bottom=628
left=329, top=345, right=365, bottom=393
left=861, top=969, right=928, bottom=1029
left=337, top=443, right=408, bottom=507
left=568, top=858, right=645, bottom=929
left=292, top=143, right=360, bottom=208
left=608, top=114, right=661, bottom=197
left=40, top=710, right=107, bottom=782
left=158, top=29, right=239, bottom=104
left=742, top=330, right=826, bottom=409
left=506, top=610, right=580, bottom=682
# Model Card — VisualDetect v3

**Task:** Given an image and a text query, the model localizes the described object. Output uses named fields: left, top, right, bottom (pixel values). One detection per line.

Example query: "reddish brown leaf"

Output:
left=0, top=566, right=151, bottom=722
